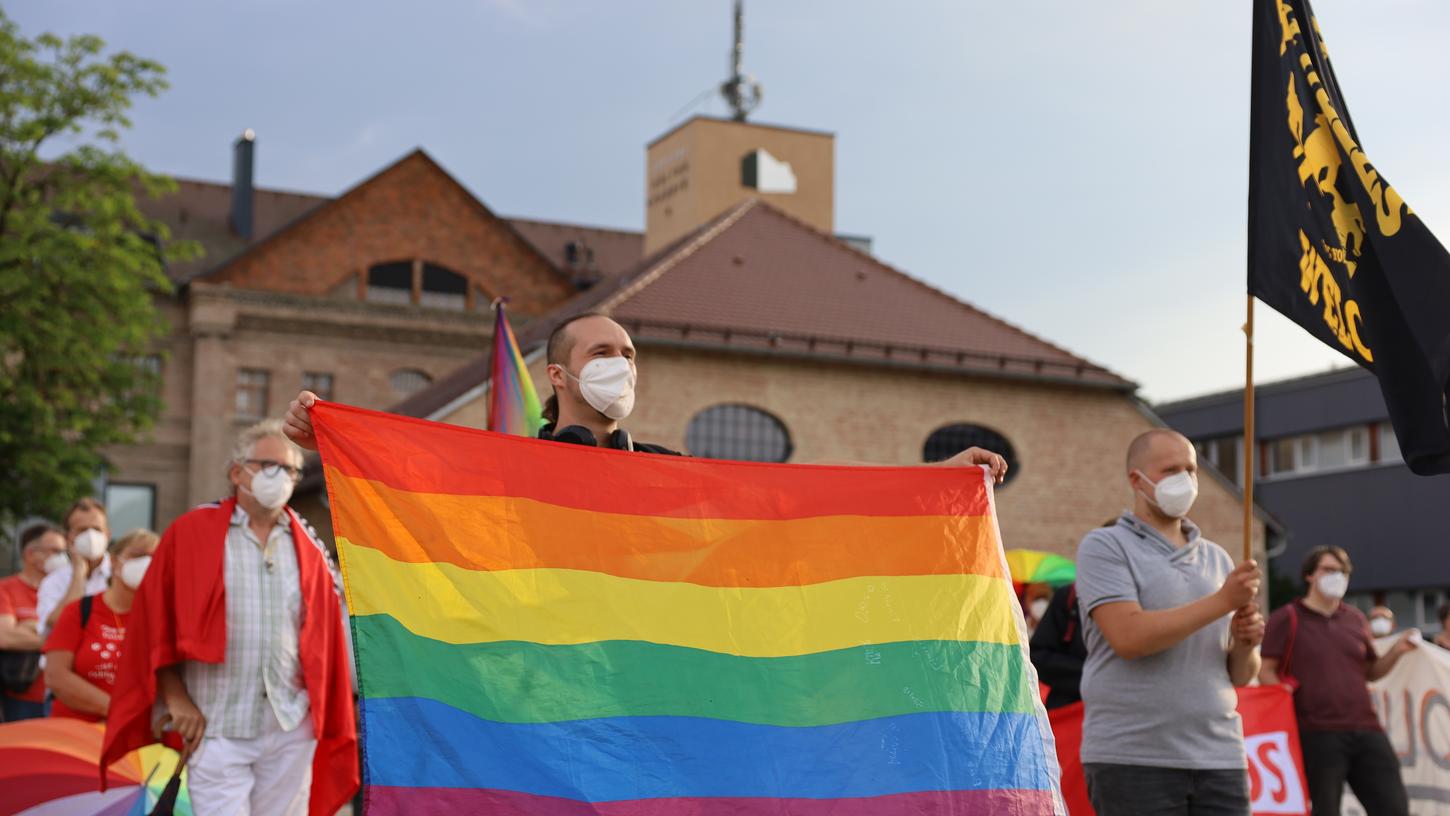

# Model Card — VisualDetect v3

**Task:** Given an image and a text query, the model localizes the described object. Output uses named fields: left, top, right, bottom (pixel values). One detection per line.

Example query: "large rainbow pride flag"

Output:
left=314, top=402, right=1064, bottom=815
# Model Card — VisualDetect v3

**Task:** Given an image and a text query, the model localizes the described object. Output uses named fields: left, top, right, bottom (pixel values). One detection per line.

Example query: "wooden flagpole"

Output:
left=1242, top=294, right=1256, bottom=563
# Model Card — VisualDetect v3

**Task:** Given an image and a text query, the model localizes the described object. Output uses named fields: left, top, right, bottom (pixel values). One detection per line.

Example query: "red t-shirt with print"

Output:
left=0, top=575, right=45, bottom=702
left=43, top=593, right=129, bottom=722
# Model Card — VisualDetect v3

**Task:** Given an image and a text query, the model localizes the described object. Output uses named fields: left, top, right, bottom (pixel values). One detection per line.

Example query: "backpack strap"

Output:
left=79, top=594, right=94, bottom=628
left=1279, top=602, right=1300, bottom=686
left=1061, top=585, right=1078, bottom=645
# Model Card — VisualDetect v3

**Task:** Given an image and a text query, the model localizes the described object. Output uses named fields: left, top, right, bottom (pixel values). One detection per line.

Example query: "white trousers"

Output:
left=187, top=710, right=317, bottom=816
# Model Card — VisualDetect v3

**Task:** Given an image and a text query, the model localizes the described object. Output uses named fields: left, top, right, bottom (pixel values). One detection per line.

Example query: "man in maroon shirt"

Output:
left=1260, top=546, right=1417, bottom=816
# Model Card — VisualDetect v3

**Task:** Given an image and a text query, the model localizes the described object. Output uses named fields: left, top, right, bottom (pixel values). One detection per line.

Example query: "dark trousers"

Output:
left=1299, top=729, right=1408, bottom=816
left=1084, top=763, right=1250, bottom=816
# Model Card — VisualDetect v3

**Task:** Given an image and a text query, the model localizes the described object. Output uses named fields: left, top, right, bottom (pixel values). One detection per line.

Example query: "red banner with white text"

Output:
left=1049, top=685, right=1308, bottom=816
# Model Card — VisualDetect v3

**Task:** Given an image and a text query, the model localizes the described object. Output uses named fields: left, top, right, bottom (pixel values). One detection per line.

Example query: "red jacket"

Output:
left=101, top=497, right=358, bottom=815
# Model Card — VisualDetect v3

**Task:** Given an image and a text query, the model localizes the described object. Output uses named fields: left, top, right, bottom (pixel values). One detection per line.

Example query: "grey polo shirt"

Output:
left=1075, top=512, right=1244, bottom=770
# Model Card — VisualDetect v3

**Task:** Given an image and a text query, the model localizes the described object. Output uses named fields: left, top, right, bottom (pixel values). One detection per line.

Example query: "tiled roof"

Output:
left=393, top=199, right=1133, bottom=419
left=138, top=178, right=326, bottom=282
left=507, top=218, right=644, bottom=286
left=139, top=165, right=644, bottom=285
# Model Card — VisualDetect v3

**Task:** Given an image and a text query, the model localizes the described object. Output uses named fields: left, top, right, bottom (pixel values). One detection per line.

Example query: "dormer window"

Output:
left=364, top=260, right=478, bottom=310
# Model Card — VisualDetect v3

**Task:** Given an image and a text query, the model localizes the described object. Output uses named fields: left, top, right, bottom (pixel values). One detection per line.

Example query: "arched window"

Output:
left=389, top=368, right=433, bottom=398
left=923, top=423, right=1019, bottom=484
left=420, top=263, right=468, bottom=311
left=366, top=261, right=413, bottom=305
left=686, top=404, right=793, bottom=462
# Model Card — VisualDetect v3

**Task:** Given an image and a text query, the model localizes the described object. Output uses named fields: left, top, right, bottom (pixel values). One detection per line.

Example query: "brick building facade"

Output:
left=78, top=121, right=1267, bottom=578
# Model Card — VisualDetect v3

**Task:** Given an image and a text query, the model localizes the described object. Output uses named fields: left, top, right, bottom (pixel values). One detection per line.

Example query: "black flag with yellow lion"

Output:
left=1249, top=0, right=1450, bottom=475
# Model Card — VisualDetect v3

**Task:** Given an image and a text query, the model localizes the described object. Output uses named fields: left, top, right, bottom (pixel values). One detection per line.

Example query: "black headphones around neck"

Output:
left=540, top=424, right=634, bottom=452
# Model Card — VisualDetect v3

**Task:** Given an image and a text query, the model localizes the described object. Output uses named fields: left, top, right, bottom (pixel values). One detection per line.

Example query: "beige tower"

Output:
left=644, top=116, right=834, bottom=255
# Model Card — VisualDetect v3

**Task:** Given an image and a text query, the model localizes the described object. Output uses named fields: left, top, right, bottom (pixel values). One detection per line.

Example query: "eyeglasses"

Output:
left=244, top=459, right=301, bottom=480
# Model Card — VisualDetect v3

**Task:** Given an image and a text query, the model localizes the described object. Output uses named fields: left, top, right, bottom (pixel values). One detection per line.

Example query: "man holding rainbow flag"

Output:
left=274, top=304, right=1061, bottom=814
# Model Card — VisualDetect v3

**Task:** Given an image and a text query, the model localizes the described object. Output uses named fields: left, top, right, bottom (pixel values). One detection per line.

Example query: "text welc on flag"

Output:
left=1248, top=0, right=1450, bottom=475
left=310, top=401, right=1065, bottom=815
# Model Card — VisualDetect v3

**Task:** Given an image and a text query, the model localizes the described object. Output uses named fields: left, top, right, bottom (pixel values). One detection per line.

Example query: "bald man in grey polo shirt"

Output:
left=1075, top=429, right=1265, bottom=816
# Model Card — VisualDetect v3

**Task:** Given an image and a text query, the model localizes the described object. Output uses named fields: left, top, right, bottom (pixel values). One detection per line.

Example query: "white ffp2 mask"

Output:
left=120, top=555, right=152, bottom=590
left=1369, top=617, right=1393, bottom=636
left=73, top=529, right=108, bottom=561
left=1136, top=471, right=1198, bottom=518
left=1316, top=571, right=1349, bottom=600
left=244, top=468, right=295, bottom=510
left=43, top=553, right=69, bottom=575
left=564, top=357, right=636, bottom=420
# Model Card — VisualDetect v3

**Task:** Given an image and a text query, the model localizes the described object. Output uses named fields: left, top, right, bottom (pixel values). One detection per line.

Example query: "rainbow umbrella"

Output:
left=1003, top=548, right=1076, bottom=595
left=0, top=718, right=191, bottom=815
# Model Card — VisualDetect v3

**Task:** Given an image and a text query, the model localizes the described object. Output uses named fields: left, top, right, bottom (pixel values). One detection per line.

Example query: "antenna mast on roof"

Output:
left=720, top=0, right=762, bottom=121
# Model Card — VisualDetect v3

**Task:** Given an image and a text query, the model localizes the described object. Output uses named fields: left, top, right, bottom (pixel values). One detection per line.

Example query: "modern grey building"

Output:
left=1156, top=367, right=1449, bottom=635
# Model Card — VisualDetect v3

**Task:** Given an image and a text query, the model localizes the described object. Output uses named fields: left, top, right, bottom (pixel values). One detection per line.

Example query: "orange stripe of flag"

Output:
left=328, top=470, right=1006, bottom=586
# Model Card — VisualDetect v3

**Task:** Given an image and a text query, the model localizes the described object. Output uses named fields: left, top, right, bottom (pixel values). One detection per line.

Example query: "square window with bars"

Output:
left=236, top=368, right=270, bottom=419
left=302, top=371, right=335, bottom=402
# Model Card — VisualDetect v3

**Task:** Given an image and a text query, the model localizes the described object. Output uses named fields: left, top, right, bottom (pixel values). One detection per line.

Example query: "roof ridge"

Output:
left=504, top=215, right=641, bottom=237
left=746, top=200, right=1130, bottom=382
left=168, top=174, right=331, bottom=201
left=598, top=199, right=761, bottom=313
left=187, top=149, right=568, bottom=288
left=1154, top=364, right=1367, bottom=411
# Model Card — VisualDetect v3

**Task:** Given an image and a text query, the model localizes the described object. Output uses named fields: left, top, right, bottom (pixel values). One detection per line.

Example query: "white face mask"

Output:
left=120, top=555, right=152, bottom=590
left=243, top=467, right=295, bottom=510
left=1369, top=617, right=1393, bottom=636
left=1136, top=470, right=1198, bottom=518
left=1029, top=599, right=1050, bottom=621
left=563, top=356, right=636, bottom=420
left=73, top=528, right=108, bottom=561
left=43, top=553, right=69, bottom=575
left=1316, top=570, right=1349, bottom=600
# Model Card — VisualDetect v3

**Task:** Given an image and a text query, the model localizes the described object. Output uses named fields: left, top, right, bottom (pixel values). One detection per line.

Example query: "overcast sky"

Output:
left=12, top=1, right=1450, bottom=402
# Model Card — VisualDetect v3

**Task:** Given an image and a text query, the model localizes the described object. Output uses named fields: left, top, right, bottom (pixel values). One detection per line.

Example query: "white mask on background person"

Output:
left=564, top=356, right=636, bottom=420
left=73, top=528, right=108, bottom=561
left=120, top=555, right=152, bottom=590
left=43, top=553, right=69, bottom=575
left=1316, top=570, right=1349, bottom=600
left=243, top=467, right=295, bottom=510
left=1369, top=617, right=1393, bottom=636
left=1029, top=599, right=1050, bottom=621
left=1135, top=471, right=1199, bottom=519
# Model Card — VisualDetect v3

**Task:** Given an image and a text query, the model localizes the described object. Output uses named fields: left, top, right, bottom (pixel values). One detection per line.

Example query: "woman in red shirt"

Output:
left=43, top=529, right=159, bottom=722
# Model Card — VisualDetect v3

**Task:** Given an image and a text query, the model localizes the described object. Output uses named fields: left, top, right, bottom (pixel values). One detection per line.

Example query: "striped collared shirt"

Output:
left=184, top=506, right=310, bottom=737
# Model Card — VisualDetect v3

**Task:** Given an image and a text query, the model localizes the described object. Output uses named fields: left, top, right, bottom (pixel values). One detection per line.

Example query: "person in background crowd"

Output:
left=1023, top=583, right=1053, bottom=634
left=1368, top=605, right=1396, bottom=638
left=0, top=524, right=67, bottom=721
left=1076, top=428, right=1263, bottom=816
left=103, top=420, right=358, bottom=816
left=1433, top=602, right=1450, bottom=651
left=36, top=498, right=112, bottom=635
left=1030, top=582, right=1086, bottom=709
left=42, top=530, right=158, bottom=722
left=1259, top=546, right=1416, bottom=816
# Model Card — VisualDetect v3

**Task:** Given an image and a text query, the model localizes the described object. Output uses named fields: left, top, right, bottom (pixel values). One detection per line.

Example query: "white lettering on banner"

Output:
left=1344, top=641, right=1450, bottom=816
left=1247, top=731, right=1309, bottom=814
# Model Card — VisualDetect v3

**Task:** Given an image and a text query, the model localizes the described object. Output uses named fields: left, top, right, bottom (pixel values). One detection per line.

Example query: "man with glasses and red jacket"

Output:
left=102, top=420, right=358, bottom=816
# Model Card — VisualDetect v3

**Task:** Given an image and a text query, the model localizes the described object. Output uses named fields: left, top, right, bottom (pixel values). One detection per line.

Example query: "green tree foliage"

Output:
left=0, top=10, right=195, bottom=526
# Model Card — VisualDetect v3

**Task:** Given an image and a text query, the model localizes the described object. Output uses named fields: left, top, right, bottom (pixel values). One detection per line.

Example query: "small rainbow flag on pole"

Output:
left=313, top=402, right=1064, bottom=815
left=486, top=299, right=544, bottom=437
